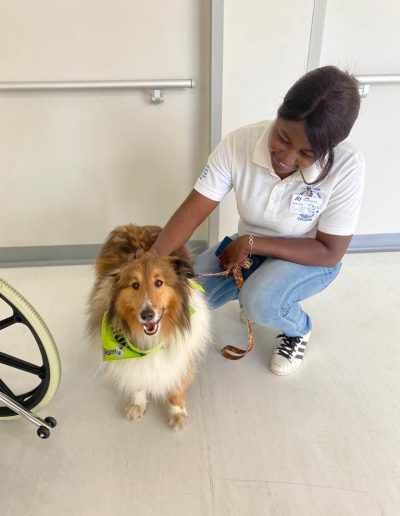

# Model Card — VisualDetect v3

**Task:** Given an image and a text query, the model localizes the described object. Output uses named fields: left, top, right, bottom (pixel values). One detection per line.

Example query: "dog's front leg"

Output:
left=168, top=365, right=195, bottom=430
left=168, top=393, right=188, bottom=430
left=126, top=390, right=147, bottom=421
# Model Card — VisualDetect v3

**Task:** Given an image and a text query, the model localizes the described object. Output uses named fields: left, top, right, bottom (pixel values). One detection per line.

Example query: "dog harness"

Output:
left=101, top=280, right=204, bottom=361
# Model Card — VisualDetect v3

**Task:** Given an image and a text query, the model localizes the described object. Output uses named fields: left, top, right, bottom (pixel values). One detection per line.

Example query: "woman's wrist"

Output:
left=239, top=234, right=254, bottom=255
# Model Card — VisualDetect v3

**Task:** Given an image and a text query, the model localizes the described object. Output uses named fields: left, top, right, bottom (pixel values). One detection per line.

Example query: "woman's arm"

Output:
left=149, top=189, right=219, bottom=257
left=219, top=231, right=352, bottom=269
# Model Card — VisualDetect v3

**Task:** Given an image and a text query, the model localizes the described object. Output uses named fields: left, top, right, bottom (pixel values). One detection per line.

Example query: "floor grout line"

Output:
left=219, top=477, right=369, bottom=495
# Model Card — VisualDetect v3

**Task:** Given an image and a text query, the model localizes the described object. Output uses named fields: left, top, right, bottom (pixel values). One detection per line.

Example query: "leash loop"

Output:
left=196, top=256, right=255, bottom=360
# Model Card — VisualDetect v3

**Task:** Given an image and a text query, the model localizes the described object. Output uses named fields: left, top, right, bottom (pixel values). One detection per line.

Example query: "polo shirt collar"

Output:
left=252, top=121, right=323, bottom=183
left=252, top=124, right=274, bottom=170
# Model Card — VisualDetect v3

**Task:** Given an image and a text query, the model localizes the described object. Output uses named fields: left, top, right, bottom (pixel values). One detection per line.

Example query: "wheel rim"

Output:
left=0, top=293, right=51, bottom=417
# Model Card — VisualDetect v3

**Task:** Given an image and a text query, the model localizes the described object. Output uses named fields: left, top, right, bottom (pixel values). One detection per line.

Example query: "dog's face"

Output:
left=109, top=252, right=194, bottom=339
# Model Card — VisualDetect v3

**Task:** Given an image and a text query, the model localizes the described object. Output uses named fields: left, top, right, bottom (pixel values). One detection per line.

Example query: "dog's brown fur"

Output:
left=94, top=224, right=191, bottom=278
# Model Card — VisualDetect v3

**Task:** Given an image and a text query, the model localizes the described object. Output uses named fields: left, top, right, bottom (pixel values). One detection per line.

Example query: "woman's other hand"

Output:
left=219, top=236, right=249, bottom=271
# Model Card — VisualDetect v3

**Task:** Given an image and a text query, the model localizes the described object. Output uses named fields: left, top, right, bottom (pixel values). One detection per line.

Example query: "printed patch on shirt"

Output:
left=290, top=187, right=323, bottom=221
left=199, top=164, right=210, bottom=180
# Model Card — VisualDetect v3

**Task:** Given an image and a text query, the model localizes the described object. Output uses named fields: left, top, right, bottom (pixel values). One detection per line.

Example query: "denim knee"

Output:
left=241, top=291, right=282, bottom=327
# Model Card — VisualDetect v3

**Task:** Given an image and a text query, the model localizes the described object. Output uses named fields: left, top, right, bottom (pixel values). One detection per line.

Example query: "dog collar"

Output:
left=102, top=280, right=204, bottom=361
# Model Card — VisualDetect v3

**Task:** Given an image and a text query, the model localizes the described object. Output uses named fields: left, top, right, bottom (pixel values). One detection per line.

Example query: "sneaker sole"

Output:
left=270, top=367, right=296, bottom=376
left=269, top=363, right=302, bottom=376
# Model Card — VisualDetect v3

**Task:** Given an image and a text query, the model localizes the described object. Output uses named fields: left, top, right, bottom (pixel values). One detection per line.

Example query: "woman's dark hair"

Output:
left=277, top=66, right=360, bottom=184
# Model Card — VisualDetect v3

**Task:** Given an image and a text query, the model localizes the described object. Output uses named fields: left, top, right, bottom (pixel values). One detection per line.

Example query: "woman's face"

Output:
left=269, top=118, right=317, bottom=177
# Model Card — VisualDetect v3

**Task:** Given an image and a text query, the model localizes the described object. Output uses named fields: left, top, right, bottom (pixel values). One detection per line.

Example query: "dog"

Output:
left=87, top=224, right=211, bottom=430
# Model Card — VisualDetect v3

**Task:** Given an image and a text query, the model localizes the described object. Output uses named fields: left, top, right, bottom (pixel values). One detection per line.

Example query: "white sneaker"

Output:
left=269, top=332, right=311, bottom=375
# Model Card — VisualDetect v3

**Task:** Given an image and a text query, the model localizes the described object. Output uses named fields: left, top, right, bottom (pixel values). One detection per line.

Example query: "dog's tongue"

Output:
left=144, top=322, right=156, bottom=331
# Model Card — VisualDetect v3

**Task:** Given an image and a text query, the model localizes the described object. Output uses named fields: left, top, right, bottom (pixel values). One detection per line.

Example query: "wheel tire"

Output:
left=0, top=277, right=61, bottom=419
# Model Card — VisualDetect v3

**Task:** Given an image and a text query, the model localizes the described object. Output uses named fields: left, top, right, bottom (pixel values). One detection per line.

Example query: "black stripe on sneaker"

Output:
left=278, top=350, right=292, bottom=359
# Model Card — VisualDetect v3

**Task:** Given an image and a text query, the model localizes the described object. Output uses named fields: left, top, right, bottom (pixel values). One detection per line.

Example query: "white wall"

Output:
left=2, top=1, right=398, bottom=251
left=218, top=0, right=315, bottom=239
left=320, top=0, right=400, bottom=234
left=0, top=0, right=210, bottom=246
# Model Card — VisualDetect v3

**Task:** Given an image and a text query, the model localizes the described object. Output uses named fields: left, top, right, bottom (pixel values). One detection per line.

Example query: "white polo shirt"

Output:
left=194, top=120, right=365, bottom=238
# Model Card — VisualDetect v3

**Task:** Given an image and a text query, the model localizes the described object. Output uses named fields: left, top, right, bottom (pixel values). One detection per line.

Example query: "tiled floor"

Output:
left=1, top=252, right=399, bottom=515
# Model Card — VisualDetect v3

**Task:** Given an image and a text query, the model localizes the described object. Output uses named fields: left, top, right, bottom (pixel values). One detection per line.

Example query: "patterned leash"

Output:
left=196, top=257, right=255, bottom=360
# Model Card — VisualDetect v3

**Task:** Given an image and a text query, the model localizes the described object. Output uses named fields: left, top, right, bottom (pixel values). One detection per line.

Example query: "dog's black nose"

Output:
left=140, top=309, right=155, bottom=322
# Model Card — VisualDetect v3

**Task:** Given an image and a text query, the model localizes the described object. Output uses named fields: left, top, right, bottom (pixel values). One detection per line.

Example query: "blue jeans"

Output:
left=194, top=236, right=342, bottom=337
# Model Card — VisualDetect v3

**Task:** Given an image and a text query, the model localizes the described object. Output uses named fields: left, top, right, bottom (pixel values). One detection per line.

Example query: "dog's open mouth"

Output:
left=142, top=316, right=162, bottom=336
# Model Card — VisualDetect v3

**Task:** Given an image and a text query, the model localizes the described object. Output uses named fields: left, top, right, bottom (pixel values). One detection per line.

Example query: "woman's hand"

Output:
left=219, top=236, right=250, bottom=271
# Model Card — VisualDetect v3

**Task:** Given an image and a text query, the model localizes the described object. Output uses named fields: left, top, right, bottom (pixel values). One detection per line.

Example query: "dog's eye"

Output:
left=154, top=279, right=163, bottom=288
left=131, top=282, right=140, bottom=290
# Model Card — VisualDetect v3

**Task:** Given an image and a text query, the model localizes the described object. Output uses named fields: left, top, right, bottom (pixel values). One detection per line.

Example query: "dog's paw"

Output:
left=168, top=412, right=188, bottom=430
left=126, top=404, right=146, bottom=421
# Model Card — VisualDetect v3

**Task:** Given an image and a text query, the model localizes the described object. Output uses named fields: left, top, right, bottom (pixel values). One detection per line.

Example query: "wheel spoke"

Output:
left=0, top=378, right=16, bottom=398
left=0, top=314, right=21, bottom=331
left=0, top=379, right=42, bottom=407
left=16, top=385, right=41, bottom=403
left=0, top=351, right=45, bottom=376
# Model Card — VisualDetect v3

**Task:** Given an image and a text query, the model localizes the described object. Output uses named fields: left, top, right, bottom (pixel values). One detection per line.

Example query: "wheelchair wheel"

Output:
left=0, top=277, right=61, bottom=419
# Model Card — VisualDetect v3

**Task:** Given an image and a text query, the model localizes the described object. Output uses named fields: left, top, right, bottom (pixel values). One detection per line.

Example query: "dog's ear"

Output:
left=170, top=257, right=195, bottom=279
left=107, top=268, right=121, bottom=279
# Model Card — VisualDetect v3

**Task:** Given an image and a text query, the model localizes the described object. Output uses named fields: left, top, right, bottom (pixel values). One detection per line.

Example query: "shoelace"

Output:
left=276, top=334, right=302, bottom=360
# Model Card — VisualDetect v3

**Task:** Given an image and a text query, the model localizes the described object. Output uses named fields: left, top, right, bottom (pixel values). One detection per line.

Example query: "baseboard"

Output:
left=0, top=234, right=399, bottom=268
left=348, top=233, right=400, bottom=253
left=0, top=240, right=209, bottom=268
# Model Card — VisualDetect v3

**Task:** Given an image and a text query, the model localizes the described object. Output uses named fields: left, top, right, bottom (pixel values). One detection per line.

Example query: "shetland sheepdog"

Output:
left=87, top=224, right=210, bottom=430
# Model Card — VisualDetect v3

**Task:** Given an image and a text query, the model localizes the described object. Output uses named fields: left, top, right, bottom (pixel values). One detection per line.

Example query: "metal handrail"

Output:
left=357, top=74, right=400, bottom=84
left=356, top=74, right=400, bottom=97
left=0, top=79, right=195, bottom=91
left=0, top=79, right=195, bottom=103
